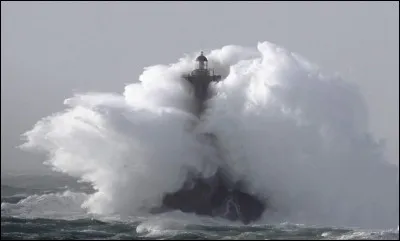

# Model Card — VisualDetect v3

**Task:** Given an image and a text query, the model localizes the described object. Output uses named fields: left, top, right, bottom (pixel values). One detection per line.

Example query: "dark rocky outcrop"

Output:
left=154, top=168, right=266, bottom=224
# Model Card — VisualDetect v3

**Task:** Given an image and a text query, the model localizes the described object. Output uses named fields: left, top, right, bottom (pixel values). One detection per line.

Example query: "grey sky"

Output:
left=1, top=1, right=398, bottom=175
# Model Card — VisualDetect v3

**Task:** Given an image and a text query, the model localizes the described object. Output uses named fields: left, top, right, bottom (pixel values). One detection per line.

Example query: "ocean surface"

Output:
left=1, top=174, right=398, bottom=240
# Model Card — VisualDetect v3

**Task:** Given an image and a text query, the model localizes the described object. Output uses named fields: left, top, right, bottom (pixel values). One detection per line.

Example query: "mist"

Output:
left=1, top=1, right=399, bottom=176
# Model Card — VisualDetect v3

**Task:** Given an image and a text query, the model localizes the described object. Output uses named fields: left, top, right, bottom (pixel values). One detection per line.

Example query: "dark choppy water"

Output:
left=2, top=216, right=399, bottom=240
left=1, top=174, right=399, bottom=240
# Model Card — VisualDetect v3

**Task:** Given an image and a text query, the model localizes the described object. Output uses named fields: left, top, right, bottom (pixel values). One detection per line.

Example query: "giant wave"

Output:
left=19, top=41, right=399, bottom=229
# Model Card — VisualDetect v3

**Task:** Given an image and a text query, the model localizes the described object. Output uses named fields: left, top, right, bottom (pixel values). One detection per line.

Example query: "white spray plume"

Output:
left=20, top=41, right=398, bottom=229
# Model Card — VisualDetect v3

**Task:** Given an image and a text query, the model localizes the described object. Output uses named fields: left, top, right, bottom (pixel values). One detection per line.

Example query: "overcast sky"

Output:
left=1, top=1, right=398, bottom=175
